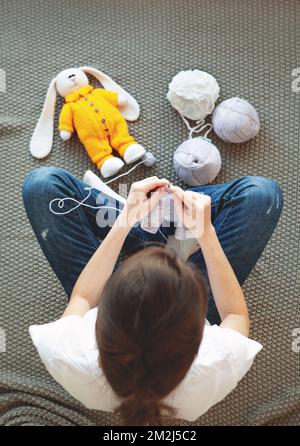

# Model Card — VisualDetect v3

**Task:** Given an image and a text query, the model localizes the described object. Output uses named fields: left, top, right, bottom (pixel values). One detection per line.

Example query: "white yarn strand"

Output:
left=49, top=153, right=156, bottom=216
left=105, top=158, right=147, bottom=185
left=179, top=113, right=212, bottom=139
left=49, top=186, right=121, bottom=215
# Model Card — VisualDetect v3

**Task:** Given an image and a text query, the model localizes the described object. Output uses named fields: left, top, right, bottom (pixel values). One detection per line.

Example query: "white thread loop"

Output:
left=49, top=187, right=121, bottom=215
left=180, top=113, right=212, bottom=139
left=49, top=155, right=153, bottom=215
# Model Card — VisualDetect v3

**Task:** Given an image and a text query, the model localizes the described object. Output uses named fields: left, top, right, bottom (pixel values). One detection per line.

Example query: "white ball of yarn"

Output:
left=212, top=97, right=260, bottom=143
left=167, top=70, right=220, bottom=121
left=173, top=137, right=221, bottom=186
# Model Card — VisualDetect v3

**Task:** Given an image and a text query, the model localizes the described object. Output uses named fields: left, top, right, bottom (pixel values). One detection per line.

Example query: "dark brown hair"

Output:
left=96, top=246, right=208, bottom=426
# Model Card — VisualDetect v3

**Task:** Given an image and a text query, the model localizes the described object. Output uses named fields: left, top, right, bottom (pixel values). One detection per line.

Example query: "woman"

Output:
left=22, top=167, right=283, bottom=425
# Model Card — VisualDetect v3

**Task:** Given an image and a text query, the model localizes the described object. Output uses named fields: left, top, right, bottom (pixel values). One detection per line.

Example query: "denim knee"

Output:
left=239, top=175, right=283, bottom=215
left=22, top=166, right=70, bottom=203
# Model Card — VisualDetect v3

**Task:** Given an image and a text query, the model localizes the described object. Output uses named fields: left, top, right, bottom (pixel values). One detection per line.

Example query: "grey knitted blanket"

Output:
left=0, top=0, right=299, bottom=425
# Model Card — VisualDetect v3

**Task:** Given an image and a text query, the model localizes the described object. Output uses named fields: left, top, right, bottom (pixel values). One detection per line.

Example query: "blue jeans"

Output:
left=22, top=167, right=283, bottom=325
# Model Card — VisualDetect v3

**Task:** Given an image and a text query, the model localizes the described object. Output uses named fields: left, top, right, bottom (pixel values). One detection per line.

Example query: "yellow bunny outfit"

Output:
left=58, top=85, right=137, bottom=168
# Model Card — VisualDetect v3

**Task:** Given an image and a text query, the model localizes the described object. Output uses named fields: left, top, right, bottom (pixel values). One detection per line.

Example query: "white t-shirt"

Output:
left=29, top=308, right=262, bottom=422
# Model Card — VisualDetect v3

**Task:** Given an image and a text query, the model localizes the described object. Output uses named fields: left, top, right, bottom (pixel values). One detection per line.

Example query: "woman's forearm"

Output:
left=198, top=228, right=249, bottom=324
left=61, top=177, right=169, bottom=319
left=68, top=211, right=131, bottom=311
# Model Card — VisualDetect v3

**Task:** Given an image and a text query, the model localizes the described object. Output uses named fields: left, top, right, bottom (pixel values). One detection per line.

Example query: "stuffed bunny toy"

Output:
left=30, top=66, right=146, bottom=178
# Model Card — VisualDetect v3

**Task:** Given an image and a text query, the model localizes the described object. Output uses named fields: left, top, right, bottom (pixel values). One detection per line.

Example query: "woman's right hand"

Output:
left=170, top=185, right=215, bottom=242
left=119, top=176, right=170, bottom=228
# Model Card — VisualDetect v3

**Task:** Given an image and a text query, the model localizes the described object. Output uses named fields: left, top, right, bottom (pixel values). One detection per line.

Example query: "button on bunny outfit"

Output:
left=59, top=85, right=137, bottom=169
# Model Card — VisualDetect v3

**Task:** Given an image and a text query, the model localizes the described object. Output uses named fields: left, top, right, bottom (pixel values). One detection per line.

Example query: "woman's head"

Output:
left=96, top=246, right=208, bottom=426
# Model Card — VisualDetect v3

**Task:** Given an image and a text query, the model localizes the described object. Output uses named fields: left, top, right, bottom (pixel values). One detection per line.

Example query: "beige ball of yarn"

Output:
left=173, top=136, right=221, bottom=186
left=167, top=69, right=220, bottom=121
left=212, top=97, right=260, bottom=143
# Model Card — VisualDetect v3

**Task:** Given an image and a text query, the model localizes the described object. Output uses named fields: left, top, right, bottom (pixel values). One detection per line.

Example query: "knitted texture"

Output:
left=60, top=86, right=136, bottom=167
left=0, top=0, right=299, bottom=426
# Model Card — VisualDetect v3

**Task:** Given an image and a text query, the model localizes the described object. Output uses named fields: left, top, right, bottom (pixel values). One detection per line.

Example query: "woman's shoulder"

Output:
left=28, top=308, right=115, bottom=409
left=191, top=323, right=263, bottom=373
left=29, top=307, right=99, bottom=369
left=163, top=324, right=263, bottom=421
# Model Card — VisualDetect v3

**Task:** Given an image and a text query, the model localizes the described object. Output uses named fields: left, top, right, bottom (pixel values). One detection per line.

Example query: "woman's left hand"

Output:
left=119, top=176, right=170, bottom=228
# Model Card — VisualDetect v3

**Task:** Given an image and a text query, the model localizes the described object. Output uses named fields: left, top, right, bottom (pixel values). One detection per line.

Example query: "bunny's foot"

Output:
left=100, top=157, right=124, bottom=178
left=123, top=144, right=146, bottom=164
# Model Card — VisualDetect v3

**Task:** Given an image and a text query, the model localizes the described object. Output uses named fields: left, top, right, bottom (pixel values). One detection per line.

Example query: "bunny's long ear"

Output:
left=30, top=77, right=57, bottom=159
left=80, top=66, right=140, bottom=121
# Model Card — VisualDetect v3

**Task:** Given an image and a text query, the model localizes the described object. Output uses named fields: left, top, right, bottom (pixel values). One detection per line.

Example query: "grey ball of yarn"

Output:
left=173, top=137, right=221, bottom=186
left=212, top=97, right=260, bottom=143
left=141, top=151, right=156, bottom=167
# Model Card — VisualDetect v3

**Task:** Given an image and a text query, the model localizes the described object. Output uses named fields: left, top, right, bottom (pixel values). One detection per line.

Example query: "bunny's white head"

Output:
left=30, top=66, right=140, bottom=159
left=55, top=68, right=89, bottom=97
